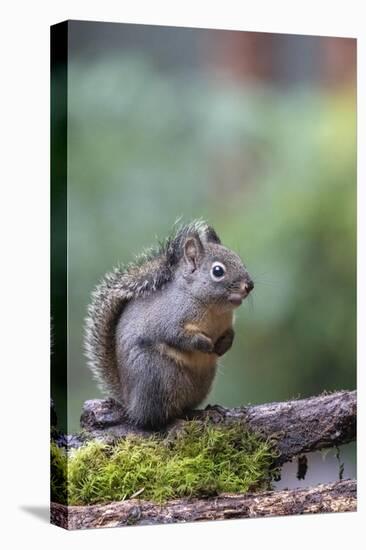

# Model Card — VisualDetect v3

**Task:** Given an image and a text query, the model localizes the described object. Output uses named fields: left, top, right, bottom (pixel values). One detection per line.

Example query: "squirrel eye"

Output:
left=210, top=262, right=226, bottom=281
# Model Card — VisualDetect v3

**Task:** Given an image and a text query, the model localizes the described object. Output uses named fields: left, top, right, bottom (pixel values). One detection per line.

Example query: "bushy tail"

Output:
left=84, top=267, right=130, bottom=401
left=84, top=254, right=170, bottom=400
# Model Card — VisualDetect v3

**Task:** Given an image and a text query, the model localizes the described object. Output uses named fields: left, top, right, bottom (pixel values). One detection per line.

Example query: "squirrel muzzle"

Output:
left=228, top=279, right=254, bottom=306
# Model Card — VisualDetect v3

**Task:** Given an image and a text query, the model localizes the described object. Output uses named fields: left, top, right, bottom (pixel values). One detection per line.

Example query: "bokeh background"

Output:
left=52, top=21, right=356, bottom=487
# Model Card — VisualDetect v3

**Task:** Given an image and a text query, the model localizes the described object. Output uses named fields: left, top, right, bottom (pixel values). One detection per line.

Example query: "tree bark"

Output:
left=77, top=390, right=356, bottom=465
left=51, top=479, right=356, bottom=530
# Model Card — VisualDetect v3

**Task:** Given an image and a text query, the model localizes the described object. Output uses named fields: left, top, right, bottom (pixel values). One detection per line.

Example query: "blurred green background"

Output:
left=52, top=21, right=356, bottom=484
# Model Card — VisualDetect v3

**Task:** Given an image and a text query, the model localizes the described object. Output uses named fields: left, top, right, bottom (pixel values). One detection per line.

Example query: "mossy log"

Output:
left=77, top=390, right=356, bottom=465
left=51, top=479, right=356, bottom=530
left=51, top=391, right=356, bottom=529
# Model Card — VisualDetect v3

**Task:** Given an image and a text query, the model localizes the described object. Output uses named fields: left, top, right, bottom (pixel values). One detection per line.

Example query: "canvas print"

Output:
left=50, top=20, right=357, bottom=530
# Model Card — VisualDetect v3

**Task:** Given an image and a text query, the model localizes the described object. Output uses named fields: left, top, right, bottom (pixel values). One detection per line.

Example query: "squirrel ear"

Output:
left=183, top=237, right=203, bottom=271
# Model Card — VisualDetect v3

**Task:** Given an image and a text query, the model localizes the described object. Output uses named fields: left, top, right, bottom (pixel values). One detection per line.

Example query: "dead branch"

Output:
left=77, top=390, right=356, bottom=464
left=51, top=479, right=356, bottom=530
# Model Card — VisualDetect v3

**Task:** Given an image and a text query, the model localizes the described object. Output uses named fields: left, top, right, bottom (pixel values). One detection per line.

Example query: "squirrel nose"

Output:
left=246, top=279, right=254, bottom=292
left=240, top=280, right=254, bottom=295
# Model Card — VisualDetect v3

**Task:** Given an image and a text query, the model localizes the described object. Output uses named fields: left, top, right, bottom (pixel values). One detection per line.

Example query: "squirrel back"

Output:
left=84, top=221, right=222, bottom=401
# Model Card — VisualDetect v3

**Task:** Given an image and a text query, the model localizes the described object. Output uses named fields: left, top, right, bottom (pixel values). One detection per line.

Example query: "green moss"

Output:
left=51, top=422, right=279, bottom=506
left=51, top=442, right=68, bottom=504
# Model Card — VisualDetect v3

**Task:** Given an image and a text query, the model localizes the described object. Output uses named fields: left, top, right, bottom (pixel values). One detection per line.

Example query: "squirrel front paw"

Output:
left=192, top=333, right=214, bottom=353
left=214, top=328, right=234, bottom=356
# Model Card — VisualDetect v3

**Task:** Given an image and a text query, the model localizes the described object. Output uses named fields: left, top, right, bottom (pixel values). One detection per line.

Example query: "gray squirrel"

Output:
left=85, top=221, right=253, bottom=428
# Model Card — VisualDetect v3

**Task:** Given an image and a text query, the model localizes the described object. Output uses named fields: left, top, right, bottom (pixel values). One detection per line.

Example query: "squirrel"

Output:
left=85, top=221, right=254, bottom=428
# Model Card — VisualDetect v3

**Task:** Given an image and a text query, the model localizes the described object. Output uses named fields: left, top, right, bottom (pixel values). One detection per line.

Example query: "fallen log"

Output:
left=51, top=479, right=356, bottom=530
left=78, top=390, right=356, bottom=465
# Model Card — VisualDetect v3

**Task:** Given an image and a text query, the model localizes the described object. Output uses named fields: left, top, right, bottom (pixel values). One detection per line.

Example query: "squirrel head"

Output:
left=174, top=227, right=254, bottom=309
